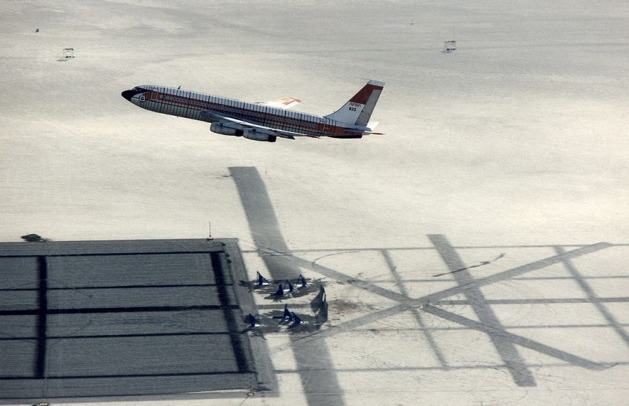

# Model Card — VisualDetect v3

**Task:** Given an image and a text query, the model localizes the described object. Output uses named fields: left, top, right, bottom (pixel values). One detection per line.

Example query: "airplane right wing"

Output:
left=255, top=97, right=302, bottom=110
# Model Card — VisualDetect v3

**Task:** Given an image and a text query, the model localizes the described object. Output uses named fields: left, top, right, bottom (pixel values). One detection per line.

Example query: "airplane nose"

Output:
left=121, top=90, right=135, bottom=101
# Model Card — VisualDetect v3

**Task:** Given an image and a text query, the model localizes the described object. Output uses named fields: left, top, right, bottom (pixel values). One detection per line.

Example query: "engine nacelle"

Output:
left=210, top=122, right=242, bottom=136
left=243, top=129, right=277, bottom=143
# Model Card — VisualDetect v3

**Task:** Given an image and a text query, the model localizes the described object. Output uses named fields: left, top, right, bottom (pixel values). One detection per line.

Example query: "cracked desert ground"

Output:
left=1, top=1, right=628, bottom=405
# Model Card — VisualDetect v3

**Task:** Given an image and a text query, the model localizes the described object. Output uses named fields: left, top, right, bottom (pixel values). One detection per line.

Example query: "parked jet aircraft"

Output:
left=121, top=80, right=384, bottom=142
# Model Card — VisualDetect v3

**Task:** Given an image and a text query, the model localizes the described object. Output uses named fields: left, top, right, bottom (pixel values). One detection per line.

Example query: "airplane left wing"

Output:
left=201, top=110, right=320, bottom=140
left=219, top=116, right=319, bottom=139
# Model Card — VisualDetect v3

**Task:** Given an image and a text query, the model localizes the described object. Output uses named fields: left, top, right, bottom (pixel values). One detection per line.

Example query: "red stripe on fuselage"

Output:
left=145, top=89, right=361, bottom=137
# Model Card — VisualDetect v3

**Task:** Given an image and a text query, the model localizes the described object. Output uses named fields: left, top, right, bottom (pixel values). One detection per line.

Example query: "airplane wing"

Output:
left=201, top=110, right=319, bottom=139
left=255, top=97, right=302, bottom=110
left=220, top=116, right=321, bottom=139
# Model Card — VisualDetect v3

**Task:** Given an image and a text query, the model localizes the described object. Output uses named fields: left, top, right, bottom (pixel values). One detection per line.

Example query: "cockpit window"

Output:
left=131, top=87, right=147, bottom=102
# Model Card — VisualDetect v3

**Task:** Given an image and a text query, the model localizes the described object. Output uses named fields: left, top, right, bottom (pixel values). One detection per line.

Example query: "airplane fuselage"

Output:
left=122, top=80, right=384, bottom=142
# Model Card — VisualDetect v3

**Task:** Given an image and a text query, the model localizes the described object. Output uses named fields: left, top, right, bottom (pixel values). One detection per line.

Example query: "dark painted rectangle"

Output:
left=47, top=254, right=216, bottom=287
left=0, top=240, right=227, bottom=257
left=45, top=335, right=240, bottom=376
left=47, top=285, right=233, bottom=310
left=0, top=373, right=256, bottom=399
left=0, top=257, right=39, bottom=284
left=0, top=290, right=39, bottom=311
left=0, top=341, right=37, bottom=377
left=46, top=310, right=230, bottom=337
left=0, top=315, right=37, bottom=338
left=0, top=239, right=270, bottom=401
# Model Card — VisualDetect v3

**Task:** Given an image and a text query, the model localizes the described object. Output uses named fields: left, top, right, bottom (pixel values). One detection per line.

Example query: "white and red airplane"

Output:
left=121, top=80, right=384, bottom=142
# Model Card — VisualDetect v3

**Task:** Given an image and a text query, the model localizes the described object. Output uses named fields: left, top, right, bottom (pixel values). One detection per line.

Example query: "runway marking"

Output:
left=231, top=166, right=619, bottom=388
left=422, top=304, right=610, bottom=371
left=267, top=241, right=612, bottom=317
left=382, top=249, right=449, bottom=368
left=428, top=234, right=535, bottom=386
left=267, top=240, right=614, bottom=385
left=555, top=245, right=629, bottom=347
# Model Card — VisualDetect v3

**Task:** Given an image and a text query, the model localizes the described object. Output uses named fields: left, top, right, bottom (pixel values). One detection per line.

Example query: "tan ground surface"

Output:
left=1, top=1, right=627, bottom=404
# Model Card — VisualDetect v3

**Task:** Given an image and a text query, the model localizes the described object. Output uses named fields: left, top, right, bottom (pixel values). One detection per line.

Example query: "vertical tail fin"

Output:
left=324, top=80, right=385, bottom=126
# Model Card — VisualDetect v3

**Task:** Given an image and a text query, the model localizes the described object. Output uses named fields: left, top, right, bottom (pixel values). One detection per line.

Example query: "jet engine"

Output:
left=210, top=122, right=242, bottom=136
left=243, top=129, right=277, bottom=143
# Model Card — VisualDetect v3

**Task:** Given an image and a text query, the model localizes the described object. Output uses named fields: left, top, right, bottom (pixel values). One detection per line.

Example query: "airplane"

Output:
left=121, top=80, right=384, bottom=142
